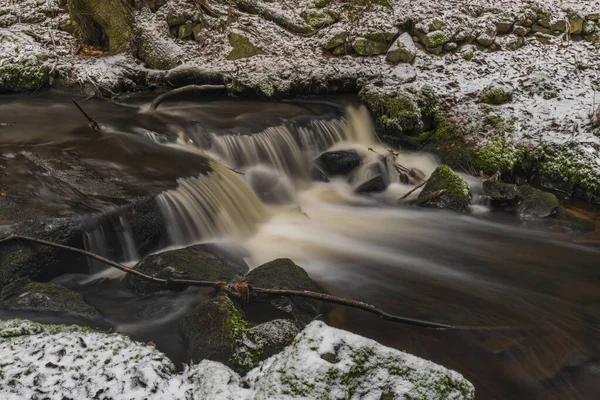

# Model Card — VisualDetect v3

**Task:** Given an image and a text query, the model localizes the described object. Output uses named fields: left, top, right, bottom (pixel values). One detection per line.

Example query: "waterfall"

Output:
left=84, top=214, right=140, bottom=269
left=208, top=106, right=377, bottom=178
left=156, top=162, right=269, bottom=245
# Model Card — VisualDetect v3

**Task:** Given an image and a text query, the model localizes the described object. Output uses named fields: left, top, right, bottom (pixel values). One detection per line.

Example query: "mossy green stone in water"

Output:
left=227, top=32, right=265, bottom=60
left=516, top=185, right=559, bottom=219
left=418, top=165, right=472, bottom=212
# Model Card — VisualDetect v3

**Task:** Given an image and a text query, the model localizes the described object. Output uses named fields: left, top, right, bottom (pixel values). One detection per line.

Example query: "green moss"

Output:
left=301, top=10, right=338, bottom=29
left=224, top=296, right=263, bottom=374
left=423, top=31, right=449, bottom=47
left=526, top=142, right=600, bottom=196
left=360, top=88, right=423, bottom=139
left=0, top=64, right=49, bottom=92
left=475, top=137, right=518, bottom=176
left=480, top=84, right=513, bottom=105
left=418, top=165, right=472, bottom=212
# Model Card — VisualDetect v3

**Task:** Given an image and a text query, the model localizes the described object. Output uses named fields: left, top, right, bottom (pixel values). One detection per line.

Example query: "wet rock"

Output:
left=123, top=243, right=249, bottom=294
left=315, top=150, right=362, bottom=176
left=352, top=37, right=388, bottom=56
left=322, top=29, right=348, bottom=50
left=181, top=293, right=251, bottom=372
left=516, top=185, right=559, bottom=219
left=418, top=165, right=472, bottom=212
left=483, top=180, right=518, bottom=202
left=245, top=258, right=324, bottom=327
left=480, top=83, right=513, bottom=105
left=310, top=165, right=330, bottom=182
left=355, top=175, right=387, bottom=194
left=0, top=280, right=102, bottom=321
left=227, top=32, right=265, bottom=60
left=386, top=32, right=416, bottom=64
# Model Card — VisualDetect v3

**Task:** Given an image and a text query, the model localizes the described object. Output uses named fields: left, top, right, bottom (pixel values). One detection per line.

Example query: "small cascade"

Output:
left=208, top=106, right=378, bottom=178
left=156, top=162, right=269, bottom=245
left=84, top=214, right=140, bottom=269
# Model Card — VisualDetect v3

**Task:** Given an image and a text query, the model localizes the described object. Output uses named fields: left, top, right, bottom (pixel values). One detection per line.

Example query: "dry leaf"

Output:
left=145, top=341, right=156, bottom=347
left=1, top=192, right=6, bottom=197
left=63, top=197, right=72, bottom=201
left=132, top=208, right=136, bottom=215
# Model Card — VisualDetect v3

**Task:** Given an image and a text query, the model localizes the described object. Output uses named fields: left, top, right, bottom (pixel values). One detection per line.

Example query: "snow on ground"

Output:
left=0, top=319, right=474, bottom=399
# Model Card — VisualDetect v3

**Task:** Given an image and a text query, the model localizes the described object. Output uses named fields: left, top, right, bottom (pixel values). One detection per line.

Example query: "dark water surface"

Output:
left=1, top=93, right=599, bottom=399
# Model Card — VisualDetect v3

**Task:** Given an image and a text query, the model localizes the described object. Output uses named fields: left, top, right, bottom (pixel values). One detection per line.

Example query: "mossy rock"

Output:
left=323, top=30, right=348, bottom=50
left=422, top=31, right=449, bottom=48
left=352, top=37, right=389, bottom=56
left=480, top=84, right=513, bottom=105
left=301, top=10, right=338, bottom=29
left=0, top=64, right=49, bottom=92
left=482, top=180, right=518, bottom=202
left=245, top=258, right=325, bottom=326
left=123, top=243, right=249, bottom=294
left=181, top=293, right=252, bottom=372
left=227, top=32, right=265, bottom=60
left=0, top=281, right=103, bottom=321
left=516, top=185, right=559, bottom=219
left=359, top=86, right=424, bottom=141
left=418, top=165, right=472, bottom=212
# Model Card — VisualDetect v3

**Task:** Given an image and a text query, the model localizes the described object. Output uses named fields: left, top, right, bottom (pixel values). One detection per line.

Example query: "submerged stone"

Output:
left=516, top=185, right=559, bottom=219
left=123, top=243, right=249, bottom=294
left=418, top=165, right=472, bottom=212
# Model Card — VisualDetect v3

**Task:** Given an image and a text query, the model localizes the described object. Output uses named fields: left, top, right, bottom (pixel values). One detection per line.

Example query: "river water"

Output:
left=0, top=93, right=599, bottom=399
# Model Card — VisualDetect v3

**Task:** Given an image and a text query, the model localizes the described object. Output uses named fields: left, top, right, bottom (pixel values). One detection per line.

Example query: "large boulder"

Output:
left=123, top=243, right=249, bottom=294
left=245, top=258, right=325, bottom=327
left=516, top=185, right=559, bottom=219
left=0, top=280, right=103, bottom=321
left=0, top=319, right=475, bottom=399
left=418, top=165, right=472, bottom=212
left=315, top=150, right=362, bottom=177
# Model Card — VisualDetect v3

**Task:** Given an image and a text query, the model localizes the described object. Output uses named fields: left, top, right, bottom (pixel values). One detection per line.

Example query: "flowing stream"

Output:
left=0, top=93, right=599, bottom=399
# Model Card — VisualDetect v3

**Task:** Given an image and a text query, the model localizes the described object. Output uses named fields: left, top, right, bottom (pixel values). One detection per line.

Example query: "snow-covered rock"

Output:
left=0, top=319, right=475, bottom=399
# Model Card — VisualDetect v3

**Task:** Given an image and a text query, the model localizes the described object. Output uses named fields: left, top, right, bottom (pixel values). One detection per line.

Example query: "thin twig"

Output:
left=399, top=179, right=429, bottom=201
left=72, top=99, right=103, bottom=133
left=150, top=85, right=227, bottom=110
left=412, top=189, right=447, bottom=206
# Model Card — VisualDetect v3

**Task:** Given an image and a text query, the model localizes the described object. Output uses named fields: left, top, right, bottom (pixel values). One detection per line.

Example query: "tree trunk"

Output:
left=67, top=0, right=133, bottom=52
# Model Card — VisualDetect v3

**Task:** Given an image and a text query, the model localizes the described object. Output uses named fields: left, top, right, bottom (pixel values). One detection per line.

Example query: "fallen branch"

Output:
left=150, top=85, right=227, bottom=110
left=411, top=189, right=447, bottom=206
left=398, top=179, right=428, bottom=202
left=72, top=99, right=103, bottom=133
left=0, top=234, right=453, bottom=330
